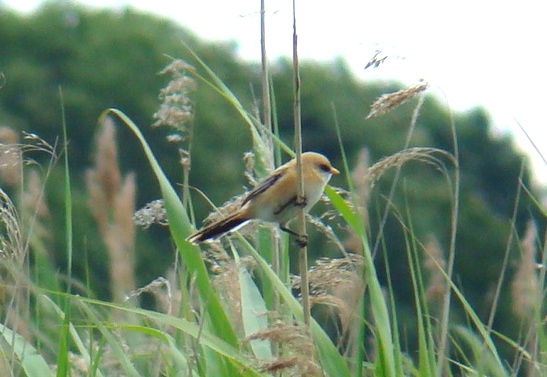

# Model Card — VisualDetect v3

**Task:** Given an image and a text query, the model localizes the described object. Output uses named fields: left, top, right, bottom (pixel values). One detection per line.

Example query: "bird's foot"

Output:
left=294, top=195, right=307, bottom=208
left=295, top=234, right=308, bottom=248
left=280, top=225, right=308, bottom=248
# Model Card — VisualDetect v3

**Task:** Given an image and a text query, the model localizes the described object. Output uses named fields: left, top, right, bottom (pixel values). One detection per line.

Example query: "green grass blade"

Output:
left=404, top=228, right=435, bottom=377
left=453, top=326, right=509, bottom=377
left=101, top=108, right=238, bottom=349
left=238, top=263, right=273, bottom=360
left=40, top=295, right=106, bottom=377
left=236, top=237, right=352, bottom=377
left=230, top=242, right=272, bottom=360
left=57, top=88, right=73, bottom=377
left=324, top=185, right=398, bottom=376
left=0, top=323, right=53, bottom=377
left=71, top=295, right=263, bottom=376
left=182, top=45, right=293, bottom=159
left=430, top=254, right=508, bottom=374
left=324, top=185, right=361, bottom=232
left=75, top=302, right=140, bottom=377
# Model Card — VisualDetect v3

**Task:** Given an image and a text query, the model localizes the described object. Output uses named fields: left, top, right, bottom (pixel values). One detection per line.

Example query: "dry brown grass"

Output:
left=0, top=127, right=22, bottom=187
left=133, top=199, right=168, bottom=229
left=366, top=80, right=429, bottom=119
left=511, top=221, right=542, bottom=376
left=511, top=222, right=540, bottom=322
left=366, top=147, right=452, bottom=188
left=86, top=117, right=136, bottom=305
left=153, top=59, right=196, bottom=131
left=292, top=253, right=365, bottom=355
left=0, top=127, right=58, bottom=359
left=153, top=59, right=197, bottom=210
left=0, top=187, right=30, bottom=342
left=247, top=319, right=321, bottom=376
left=422, top=234, right=448, bottom=316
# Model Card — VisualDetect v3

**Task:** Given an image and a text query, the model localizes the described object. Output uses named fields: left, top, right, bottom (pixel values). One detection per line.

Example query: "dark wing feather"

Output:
left=241, top=170, right=284, bottom=206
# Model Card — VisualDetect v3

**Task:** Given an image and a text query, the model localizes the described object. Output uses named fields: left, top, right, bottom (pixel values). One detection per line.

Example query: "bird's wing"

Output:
left=241, top=168, right=285, bottom=206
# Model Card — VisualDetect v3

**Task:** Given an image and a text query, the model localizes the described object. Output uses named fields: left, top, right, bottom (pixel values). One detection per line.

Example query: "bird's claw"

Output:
left=295, top=196, right=307, bottom=208
left=295, top=234, right=308, bottom=248
left=280, top=225, right=308, bottom=247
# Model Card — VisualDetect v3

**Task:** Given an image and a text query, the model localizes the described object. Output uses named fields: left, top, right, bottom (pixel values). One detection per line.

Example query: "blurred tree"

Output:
left=0, top=3, right=259, bottom=292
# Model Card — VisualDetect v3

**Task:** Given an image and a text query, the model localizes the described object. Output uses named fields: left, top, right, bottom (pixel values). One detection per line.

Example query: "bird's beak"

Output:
left=330, top=167, right=340, bottom=175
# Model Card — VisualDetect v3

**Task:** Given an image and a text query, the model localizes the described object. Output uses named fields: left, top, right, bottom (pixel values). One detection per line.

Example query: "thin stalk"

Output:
left=57, top=86, right=73, bottom=377
left=291, top=0, right=310, bottom=327
left=181, top=141, right=193, bottom=218
left=436, top=105, right=460, bottom=376
left=371, top=94, right=425, bottom=259
left=260, top=0, right=271, bottom=135
left=485, top=162, right=524, bottom=333
left=260, top=0, right=281, bottom=359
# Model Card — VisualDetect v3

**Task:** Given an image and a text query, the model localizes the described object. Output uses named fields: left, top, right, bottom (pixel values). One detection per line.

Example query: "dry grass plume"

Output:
left=86, top=117, right=136, bottom=305
left=366, top=80, right=429, bottom=119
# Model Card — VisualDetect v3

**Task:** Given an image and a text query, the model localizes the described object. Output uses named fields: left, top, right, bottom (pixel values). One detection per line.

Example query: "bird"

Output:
left=186, top=152, right=339, bottom=244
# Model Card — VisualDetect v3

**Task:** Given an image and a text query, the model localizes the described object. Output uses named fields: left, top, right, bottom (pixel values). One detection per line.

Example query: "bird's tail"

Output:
left=186, top=213, right=248, bottom=244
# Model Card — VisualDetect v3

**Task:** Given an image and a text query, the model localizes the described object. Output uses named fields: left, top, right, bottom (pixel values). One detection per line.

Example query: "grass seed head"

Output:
left=133, top=199, right=168, bottom=229
left=511, top=221, right=540, bottom=321
left=248, top=320, right=321, bottom=376
left=422, top=234, right=448, bottom=310
left=153, top=59, right=197, bottom=132
left=366, top=80, right=429, bottom=119
left=0, top=127, right=22, bottom=186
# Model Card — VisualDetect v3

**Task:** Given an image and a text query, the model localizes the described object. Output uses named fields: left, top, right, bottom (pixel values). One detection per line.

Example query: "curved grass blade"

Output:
left=40, top=295, right=105, bottom=377
left=324, top=185, right=398, bottom=376
left=235, top=236, right=352, bottom=377
left=99, top=110, right=238, bottom=348
left=0, top=323, right=53, bottom=377
left=71, top=295, right=262, bottom=376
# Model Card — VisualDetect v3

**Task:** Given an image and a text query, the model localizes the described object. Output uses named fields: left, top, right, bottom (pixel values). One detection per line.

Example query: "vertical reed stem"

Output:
left=291, top=0, right=310, bottom=328
left=260, top=0, right=281, bottom=358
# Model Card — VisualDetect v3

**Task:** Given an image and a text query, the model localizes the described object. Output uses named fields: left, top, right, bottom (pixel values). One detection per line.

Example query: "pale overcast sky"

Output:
left=4, top=0, right=547, bottom=185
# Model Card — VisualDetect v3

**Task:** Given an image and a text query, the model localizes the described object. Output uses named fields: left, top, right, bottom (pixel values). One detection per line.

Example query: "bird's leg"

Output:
left=274, top=195, right=307, bottom=215
left=293, top=196, right=308, bottom=247
left=279, top=224, right=299, bottom=237
left=280, top=225, right=308, bottom=248
left=276, top=196, right=309, bottom=247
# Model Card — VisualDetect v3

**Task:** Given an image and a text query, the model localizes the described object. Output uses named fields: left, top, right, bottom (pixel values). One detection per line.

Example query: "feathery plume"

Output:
left=422, top=234, right=448, bottom=313
left=153, top=59, right=197, bottom=131
left=86, top=117, right=136, bottom=304
left=511, top=222, right=539, bottom=321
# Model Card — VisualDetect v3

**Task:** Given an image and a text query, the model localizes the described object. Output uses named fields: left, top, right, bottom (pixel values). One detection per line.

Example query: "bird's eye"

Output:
left=319, top=163, right=331, bottom=173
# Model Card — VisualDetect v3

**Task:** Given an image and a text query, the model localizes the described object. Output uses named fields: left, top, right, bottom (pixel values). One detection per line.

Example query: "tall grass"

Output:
left=0, top=5, right=546, bottom=377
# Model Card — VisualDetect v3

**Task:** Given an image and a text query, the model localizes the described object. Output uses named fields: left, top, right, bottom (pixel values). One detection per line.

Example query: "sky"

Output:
left=4, top=0, right=547, bottom=186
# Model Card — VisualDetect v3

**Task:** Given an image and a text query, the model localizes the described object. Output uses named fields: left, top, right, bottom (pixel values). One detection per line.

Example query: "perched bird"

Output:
left=187, top=152, right=339, bottom=244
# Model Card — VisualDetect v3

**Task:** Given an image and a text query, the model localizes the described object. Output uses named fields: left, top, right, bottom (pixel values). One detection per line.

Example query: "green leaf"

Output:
left=101, top=108, right=238, bottom=351
left=238, top=263, right=273, bottom=360
left=72, top=296, right=263, bottom=376
left=40, top=295, right=106, bottom=377
left=0, top=323, right=53, bottom=377
left=324, top=185, right=398, bottom=376
left=237, top=237, right=352, bottom=377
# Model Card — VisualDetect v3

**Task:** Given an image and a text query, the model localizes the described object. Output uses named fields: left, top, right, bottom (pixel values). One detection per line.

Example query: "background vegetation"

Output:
left=0, top=2, right=545, bottom=376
